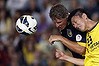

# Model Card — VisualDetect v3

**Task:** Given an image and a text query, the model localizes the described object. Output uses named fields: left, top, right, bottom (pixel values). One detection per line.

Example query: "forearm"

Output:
left=60, top=36, right=85, bottom=54
left=64, top=55, right=84, bottom=66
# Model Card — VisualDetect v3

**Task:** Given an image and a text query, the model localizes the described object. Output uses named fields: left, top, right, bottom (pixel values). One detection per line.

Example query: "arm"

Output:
left=56, top=49, right=84, bottom=66
left=49, top=35, right=86, bottom=55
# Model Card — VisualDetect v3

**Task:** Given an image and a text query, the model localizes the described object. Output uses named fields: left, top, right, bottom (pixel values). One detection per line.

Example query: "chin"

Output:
left=80, top=29, right=85, bottom=32
left=60, top=28, right=64, bottom=31
left=61, top=27, right=66, bottom=30
left=58, top=27, right=62, bottom=31
left=77, top=29, right=83, bottom=32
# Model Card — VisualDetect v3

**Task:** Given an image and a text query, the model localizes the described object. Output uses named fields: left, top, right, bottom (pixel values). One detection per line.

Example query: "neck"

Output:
left=86, top=19, right=97, bottom=31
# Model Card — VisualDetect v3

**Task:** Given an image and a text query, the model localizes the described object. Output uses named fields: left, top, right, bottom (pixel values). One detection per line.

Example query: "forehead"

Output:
left=71, top=16, right=79, bottom=21
left=53, top=18, right=65, bottom=22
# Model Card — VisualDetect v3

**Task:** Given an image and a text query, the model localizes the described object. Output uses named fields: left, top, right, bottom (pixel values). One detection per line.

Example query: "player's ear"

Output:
left=82, top=13, right=87, bottom=20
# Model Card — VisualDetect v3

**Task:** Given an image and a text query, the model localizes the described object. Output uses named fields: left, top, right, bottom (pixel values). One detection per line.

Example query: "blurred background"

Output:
left=0, top=0, right=99, bottom=66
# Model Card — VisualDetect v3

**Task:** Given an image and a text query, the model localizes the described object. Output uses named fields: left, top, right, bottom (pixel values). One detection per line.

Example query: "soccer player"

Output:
left=49, top=4, right=86, bottom=66
left=55, top=8, right=99, bottom=66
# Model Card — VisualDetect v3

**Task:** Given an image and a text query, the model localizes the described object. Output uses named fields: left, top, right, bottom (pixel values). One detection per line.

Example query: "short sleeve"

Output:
left=77, top=42, right=86, bottom=47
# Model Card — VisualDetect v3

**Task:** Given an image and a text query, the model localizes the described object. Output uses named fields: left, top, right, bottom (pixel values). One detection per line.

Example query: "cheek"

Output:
left=55, top=24, right=58, bottom=28
left=80, top=20, right=85, bottom=26
left=56, top=23, right=61, bottom=28
left=80, top=21, right=86, bottom=30
left=62, top=21, right=67, bottom=26
left=78, top=19, right=84, bottom=25
left=59, top=22, right=64, bottom=26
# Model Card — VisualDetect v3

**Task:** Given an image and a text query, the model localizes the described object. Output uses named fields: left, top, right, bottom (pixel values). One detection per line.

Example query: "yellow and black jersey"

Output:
left=61, top=23, right=86, bottom=60
left=84, top=22, right=99, bottom=66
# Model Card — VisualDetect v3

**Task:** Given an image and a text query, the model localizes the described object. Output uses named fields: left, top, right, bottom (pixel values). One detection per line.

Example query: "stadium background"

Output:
left=0, top=0, right=99, bottom=66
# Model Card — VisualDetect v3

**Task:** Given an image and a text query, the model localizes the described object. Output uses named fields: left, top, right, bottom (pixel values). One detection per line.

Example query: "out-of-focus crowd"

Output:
left=0, top=0, right=99, bottom=66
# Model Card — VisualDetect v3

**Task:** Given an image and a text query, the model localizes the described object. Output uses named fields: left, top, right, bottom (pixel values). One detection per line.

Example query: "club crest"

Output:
left=67, top=29, right=72, bottom=37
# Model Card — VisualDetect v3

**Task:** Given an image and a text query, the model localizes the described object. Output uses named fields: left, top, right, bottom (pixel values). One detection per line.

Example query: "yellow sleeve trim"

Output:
left=77, top=42, right=86, bottom=47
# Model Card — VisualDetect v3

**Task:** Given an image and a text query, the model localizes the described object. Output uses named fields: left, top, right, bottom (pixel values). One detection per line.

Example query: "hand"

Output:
left=56, top=49, right=84, bottom=65
left=49, top=35, right=62, bottom=44
left=56, top=49, right=68, bottom=60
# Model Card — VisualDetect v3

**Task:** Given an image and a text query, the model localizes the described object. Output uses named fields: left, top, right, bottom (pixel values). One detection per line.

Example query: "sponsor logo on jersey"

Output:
left=76, top=34, right=82, bottom=41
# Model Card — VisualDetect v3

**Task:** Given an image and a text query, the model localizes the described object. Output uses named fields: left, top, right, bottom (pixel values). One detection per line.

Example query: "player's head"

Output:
left=49, top=4, right=69, bottom=31
left=68, top=8, right=90, bottom=32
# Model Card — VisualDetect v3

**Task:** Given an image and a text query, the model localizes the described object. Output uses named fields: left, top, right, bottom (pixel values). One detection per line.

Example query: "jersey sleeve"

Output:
left=77, top=42, right=86, bottom=56
left=77, top=42, right=86, bottom=47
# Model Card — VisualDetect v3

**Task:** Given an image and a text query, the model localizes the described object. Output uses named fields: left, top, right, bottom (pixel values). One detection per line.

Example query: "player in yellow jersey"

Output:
left=52, top=8, right=99, bottom=66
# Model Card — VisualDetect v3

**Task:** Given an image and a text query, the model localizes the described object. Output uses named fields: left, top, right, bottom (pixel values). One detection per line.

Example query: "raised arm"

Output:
left=49, top=35, right=86, bottom=55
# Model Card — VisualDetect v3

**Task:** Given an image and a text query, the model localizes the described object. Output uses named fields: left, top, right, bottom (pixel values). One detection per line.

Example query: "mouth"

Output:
left=76, top=27, right=80, bottom=31
left=58, top=28, right=62, bottom=31
left=76, top=25, right=81, bottom=30
left=59, top=26, right=64, bottom=31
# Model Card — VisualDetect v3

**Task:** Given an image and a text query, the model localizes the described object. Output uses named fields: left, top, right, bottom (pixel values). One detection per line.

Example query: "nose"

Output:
left=73, top=23, right=77, bottom=29
left=56, top=24, right=60, bottom=28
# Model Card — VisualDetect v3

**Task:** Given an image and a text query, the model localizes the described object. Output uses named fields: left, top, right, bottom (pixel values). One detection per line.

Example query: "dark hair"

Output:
left=49, top=4, right=69, bottom=20
left=68, top=8, right=91, bottom=22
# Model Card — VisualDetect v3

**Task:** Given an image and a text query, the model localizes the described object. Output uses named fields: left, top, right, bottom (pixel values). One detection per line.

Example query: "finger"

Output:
left=59, top=57, right=64, bottom=60
left=49, top=36, right=54, bottom=43
left=56, top=49, right=62, bottom=53
left=56, top=49, right=64, bottom=56
left=56, top=52, right=59, bottom=58
left=49, top=38, right=52, bottom=44
left=56, top=52, right=61, bottom=58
